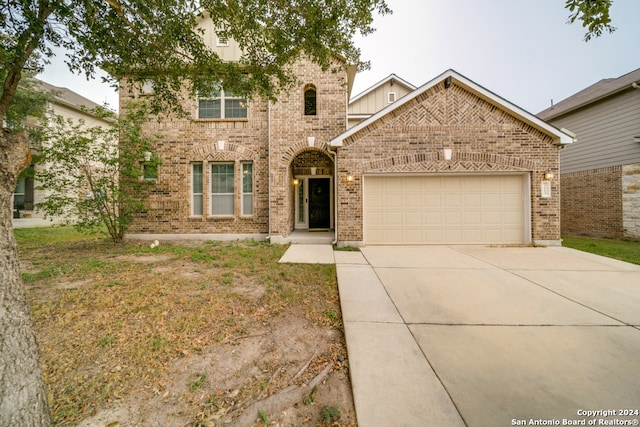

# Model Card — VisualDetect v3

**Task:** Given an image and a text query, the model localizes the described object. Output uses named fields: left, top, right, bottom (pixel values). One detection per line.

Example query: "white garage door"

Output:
left=363, top=175, right=527, bottom=245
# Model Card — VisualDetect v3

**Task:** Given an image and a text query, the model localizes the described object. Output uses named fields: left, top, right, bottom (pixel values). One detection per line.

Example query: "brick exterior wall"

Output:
left=335, top=82, right=562, bottom=244
left=560, top=166, right=623, bottom=238
left=123, top=58, right=346, bottom=237
left=268, top=59, right=346, bottom=237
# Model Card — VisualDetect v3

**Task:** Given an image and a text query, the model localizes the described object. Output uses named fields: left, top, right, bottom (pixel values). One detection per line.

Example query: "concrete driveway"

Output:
left=336, top=246, right=640, bottom=427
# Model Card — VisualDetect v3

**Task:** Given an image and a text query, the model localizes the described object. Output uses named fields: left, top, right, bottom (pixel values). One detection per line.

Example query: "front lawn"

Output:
left=562, top=235, right=640, bottom=265
left=14, top=227, right=355, bottom=426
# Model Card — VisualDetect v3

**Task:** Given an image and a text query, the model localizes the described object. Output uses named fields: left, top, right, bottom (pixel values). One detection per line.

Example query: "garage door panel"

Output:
left=464, top=211, right=482, bottom=225
left=364, top=175, right=527, bottom=245
left=404, top=195, right=423, bottom=208
left=385, top=211, right=403, bottom=226
left=444, top=194, right=462, bottom=208
left=424, top=194, right=442, bottom=207
left=425, top=212, right=443, bottom=225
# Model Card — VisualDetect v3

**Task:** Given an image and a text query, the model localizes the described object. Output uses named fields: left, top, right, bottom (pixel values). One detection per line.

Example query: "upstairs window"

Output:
left=198, top=89, right=247, bottom=119
left=304, top=85, right=317, bottom=116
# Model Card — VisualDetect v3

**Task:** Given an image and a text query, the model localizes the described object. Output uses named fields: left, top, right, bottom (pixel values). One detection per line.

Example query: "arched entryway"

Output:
left=291, top=149, right=334, bottom=231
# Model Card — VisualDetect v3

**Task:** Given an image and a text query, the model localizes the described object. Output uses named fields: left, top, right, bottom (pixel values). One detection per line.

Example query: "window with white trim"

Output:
left=211, top=163, right=234, bottom=215
left=191, top=163, right=203, bottom=216
left=198, top=89, right=247, bottom=119
left=241, top=162, right=253, bottom=216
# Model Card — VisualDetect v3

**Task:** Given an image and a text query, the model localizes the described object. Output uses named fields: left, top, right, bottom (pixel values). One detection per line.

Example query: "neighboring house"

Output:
left=347, top=74, right=416, bottom=128
left=12, top=80, right=115, bottom=222
left=124, top=15, right=572, bottom=246
left=538, top=68, right=640, bottom=239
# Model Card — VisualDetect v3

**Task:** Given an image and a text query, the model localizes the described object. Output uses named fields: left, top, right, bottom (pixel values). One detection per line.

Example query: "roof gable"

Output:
left=331, top=69, right=574, bottom=147
left=349, top=73, right=416, bottom=104
left=537, top=67, right=640, bottom=120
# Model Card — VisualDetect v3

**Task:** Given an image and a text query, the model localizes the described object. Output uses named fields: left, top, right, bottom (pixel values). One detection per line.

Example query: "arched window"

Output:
left=304, top=85, right=317, bottom=116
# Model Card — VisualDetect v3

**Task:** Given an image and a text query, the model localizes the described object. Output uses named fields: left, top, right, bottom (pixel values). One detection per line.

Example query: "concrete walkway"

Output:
left=280, top=244, right=640, bottom=427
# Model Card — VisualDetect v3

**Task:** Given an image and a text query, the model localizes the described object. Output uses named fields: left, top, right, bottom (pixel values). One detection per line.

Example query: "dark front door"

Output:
left=308, top=178, right=331, bottom=229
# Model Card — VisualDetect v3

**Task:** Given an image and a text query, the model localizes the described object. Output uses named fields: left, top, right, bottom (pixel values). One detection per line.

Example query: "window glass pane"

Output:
left=192, top=164, right=203, bottom=193
left=242, top=194, right=253, bottom=216
left=192, top=164, right=203, bottom=216
left=242, top=163, right=253, bottom=193
left=225, top=98, right=247, bottom=118
left=193, top=195, right=203, bottom=216
left=212, top=194, right=234, bottom=215
left=211, top=163, right=234, bottom=193
left=15, top=178, right=26, bottom=195
left=242, top=163, right=253, bottom=216
left=298, top=180, right=305, bottom=223
left=304, top=88, right=316, bottom=116
left=143, top=163, right=158, bottom=179
left=198, top=99, right=221, bottom=119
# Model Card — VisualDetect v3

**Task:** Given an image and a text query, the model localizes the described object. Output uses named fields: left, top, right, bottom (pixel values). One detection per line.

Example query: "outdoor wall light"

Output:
left=293, top=178, right=299, bottom=186
left=346, top=174, right=354, bottom=182
left=544, top=171, right=555, bottom=180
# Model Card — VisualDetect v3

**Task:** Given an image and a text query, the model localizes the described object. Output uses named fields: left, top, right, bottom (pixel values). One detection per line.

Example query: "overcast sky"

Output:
left=39, top=0, right=639, bottom=115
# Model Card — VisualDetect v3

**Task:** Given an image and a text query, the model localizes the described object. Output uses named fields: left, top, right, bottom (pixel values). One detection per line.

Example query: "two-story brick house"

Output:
left=125, top=15, right=573, bottom=246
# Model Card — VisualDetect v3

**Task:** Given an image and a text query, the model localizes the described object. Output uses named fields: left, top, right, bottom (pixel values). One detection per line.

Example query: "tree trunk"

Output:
left=0, top=130, right=53, bottom=426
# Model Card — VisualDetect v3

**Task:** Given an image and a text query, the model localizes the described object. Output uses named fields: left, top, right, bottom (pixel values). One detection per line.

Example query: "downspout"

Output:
left=266, top=100, right=271, bottom=241
left=632, top=82, right=640, bottom=90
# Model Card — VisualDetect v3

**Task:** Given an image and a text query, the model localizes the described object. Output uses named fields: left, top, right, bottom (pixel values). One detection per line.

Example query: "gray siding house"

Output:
left=538, top=68, right=640, bottom=238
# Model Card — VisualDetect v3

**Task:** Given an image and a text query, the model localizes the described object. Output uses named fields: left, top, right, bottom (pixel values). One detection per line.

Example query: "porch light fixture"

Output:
left=544, top=171, right=555, bottom=180
left=346, top=174, right=354, bottom=182
left=443, top=149, right=452, bottom=161
left=293, top=178, right=299, bottom=186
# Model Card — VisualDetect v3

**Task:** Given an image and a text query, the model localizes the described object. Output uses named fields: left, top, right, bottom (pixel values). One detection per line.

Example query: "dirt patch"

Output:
left=20, top=236, right=357, bottom=426
left=77, top=313, right=354, bottom=427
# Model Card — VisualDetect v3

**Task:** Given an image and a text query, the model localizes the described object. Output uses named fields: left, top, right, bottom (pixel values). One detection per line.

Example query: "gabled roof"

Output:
left=537, top=67, right=640, bottom=120
left=349, top=73, right=416, bottom=104
left=36, top=79, right=104, bottom=111
left=331, top=69, right=575, bottom=147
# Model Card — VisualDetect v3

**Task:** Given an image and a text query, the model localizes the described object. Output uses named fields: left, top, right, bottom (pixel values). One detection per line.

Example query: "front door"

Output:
left=308, top=178, right=331, bottom=229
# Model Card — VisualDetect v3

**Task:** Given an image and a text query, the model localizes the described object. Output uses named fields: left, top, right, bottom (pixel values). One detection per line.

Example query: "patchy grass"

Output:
left=14, top=227, right=350, bottom=426
left=562, top=235, right=640, bottom=265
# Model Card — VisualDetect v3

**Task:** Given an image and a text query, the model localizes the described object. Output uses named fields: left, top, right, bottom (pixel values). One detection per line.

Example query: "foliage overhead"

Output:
left=1, top=0, right=391, bottom=117
left=37, top=105, right=159, bottom=242
left=565, top=0, right=616, bottom=41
